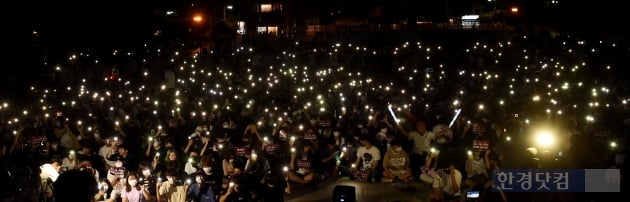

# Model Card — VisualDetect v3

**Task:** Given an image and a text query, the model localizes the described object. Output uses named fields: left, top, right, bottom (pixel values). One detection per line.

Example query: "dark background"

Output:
left=0, top=0, right=628, bottom=98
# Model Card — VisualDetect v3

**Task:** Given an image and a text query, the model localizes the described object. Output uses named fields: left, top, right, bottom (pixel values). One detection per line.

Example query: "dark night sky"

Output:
left=1, top=0, right=628, bottom=49
left=0, top=1, right=160, bottom=98
left=1, top=1, right=158, bottom=49
left=0, top=0, right=628, bottom=72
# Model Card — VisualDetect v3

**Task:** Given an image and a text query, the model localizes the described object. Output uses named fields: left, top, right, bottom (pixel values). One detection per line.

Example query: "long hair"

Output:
left=125, top=172, right=140, bottom=192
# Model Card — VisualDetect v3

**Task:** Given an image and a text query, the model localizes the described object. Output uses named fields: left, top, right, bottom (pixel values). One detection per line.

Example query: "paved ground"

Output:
left=285, top=178, right=433, bottom=202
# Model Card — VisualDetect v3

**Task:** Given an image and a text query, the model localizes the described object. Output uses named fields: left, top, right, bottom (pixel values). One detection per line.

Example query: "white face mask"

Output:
left=393, top=147, right=402, bottom=153
left=94, top=133, right=100, bottom=138
left=167, top=177, right=174, bottom=184
left=128, top=180, right=138, bottom=187
left=203, top=167, right=211, bottom=173
left=115, top=162, right=123, bottom=168
left=380, top=128, right=388, bottom=133
left=196, top=176, right=203, bottom=184
left=333, top=132, right=340, bottom=137
left=223, top=124, right=229, bottom=129
left=153, top=142, right=160, bottom=148
left=142, top=170, right=151, bottom=176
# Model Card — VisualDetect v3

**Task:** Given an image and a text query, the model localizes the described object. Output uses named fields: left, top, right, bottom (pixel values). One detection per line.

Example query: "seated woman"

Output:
left=288, top=140, right=318, bottom=184
left=463, top=150, right=489, bottom=189
left=381, top=138, right=412, bottom=183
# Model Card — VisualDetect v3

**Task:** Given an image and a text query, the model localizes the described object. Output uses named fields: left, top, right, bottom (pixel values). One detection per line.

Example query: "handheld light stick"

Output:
left=449, top=108, right=462, bottom=127
left=387, top=105, right=400, bottom=123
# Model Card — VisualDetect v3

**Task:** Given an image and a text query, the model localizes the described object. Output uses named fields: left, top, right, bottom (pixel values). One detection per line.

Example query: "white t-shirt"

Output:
left=62, top=157, right=77, bottom=169
left=356, top=146, right=381, bottom=171
left=432, top=169, right=462, bottom=196
left=410, top=131, right=435, bottom=155
left=99, top=145, right=115, bottom=167
left=184, top=162, right=197, bottom=175
left=466, top=158, right=487, bottom=177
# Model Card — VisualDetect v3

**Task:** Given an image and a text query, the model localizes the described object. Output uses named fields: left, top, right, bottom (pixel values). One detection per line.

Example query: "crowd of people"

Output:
left=1, top=30, right=630, bottom=202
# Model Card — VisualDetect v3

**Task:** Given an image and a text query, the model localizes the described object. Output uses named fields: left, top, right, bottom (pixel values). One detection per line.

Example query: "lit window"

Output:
left=257, top=26, right=278, bottom=36
left=306, top=25, right=322, bottom=33
left=267, top=26, right=278, bottom=35
left=237, top=21, right=246, bottom=35
left=257, top=27, right=268, bottom=33
left=260, top=4, right=272, bottom=12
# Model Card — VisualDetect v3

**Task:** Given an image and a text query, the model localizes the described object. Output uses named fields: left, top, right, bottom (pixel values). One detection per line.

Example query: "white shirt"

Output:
left=410, top=131, right=435, bottom=155
left=62, top=157, right=77, bottom=169
left=99, top=145, right=115, bottom=167
left=433, top=169, right=462, bottom=196
left=40, top=164, right=60, bottom=182
left=184, top=162, right=197, bottom=175
left=466, top=158, right=487, bottom=177
left=356, top=146, right=381, bottom=171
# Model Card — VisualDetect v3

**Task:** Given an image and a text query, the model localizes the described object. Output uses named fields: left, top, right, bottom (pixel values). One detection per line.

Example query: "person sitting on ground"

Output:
left=382, top=138, right=412, bottom=183
left=288, top=140, right=318, bottom=184
left=464, top=150, right=488, bottom=189
left=420, top=149, right=439, bottom=184
left=429, top=159, right=462, bottom=202
left=352, top=134, right=381, bottom=182
left=319, top=139, right=341, bottom=180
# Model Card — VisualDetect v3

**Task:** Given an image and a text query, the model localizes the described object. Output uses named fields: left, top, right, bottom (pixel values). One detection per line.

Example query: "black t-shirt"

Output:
left=223, top=190, right=252, bottom=202
left=258, top=181, right=286, bottom=202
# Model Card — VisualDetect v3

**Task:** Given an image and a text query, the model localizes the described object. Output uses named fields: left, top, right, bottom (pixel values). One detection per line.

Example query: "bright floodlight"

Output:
left=535, top=131, right=554, bottom=148
left=511, top=7, right=519, bottom=13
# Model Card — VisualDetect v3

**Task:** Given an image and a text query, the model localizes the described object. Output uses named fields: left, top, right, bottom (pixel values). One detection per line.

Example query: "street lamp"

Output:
left=193, top=14, right=203, bottom=23
left=223, top=4, right=233, bottom=21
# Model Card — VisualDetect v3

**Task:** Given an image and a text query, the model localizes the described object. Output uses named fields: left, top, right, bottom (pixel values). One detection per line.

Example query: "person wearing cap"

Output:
left=106, top=153, right=127, bottom=199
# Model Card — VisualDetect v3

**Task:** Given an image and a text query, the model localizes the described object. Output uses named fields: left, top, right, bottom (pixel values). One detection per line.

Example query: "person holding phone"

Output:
left=158, top=169, right=189, bottom=202
left=319, top=139, right=341, bottom=180
left=121, top=172, right=151, bottom=202
left=219, top=175, right=252, bottom=202
left=429, top=159, right=462, bottom=202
